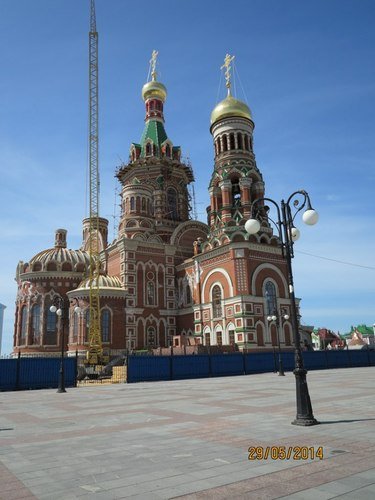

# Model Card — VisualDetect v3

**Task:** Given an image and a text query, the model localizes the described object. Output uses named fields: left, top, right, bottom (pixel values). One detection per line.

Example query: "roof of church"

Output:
left=140, top=120, right=168, bottom=155
left=76, top=274, right=124, bottom=290
left=28, top=247, right=89, bottom=268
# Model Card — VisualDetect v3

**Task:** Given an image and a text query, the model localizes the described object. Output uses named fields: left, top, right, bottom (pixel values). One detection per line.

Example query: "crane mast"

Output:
left=87, top=0, right=103, bottom=365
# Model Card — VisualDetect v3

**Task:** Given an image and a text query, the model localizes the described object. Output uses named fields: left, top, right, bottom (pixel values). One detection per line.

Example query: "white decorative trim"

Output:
left=201, top=268, right=234, bottom=302
left=251, top=263, right=288, bottom=297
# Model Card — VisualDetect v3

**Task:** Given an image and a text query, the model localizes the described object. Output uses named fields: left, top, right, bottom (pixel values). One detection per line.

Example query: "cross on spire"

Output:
left=221, top=54, right=235, bottom=95
left=150, top=50, right=159, bottom=81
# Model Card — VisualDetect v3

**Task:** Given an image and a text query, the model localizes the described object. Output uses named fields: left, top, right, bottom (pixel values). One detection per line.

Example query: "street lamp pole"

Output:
left=267, top=309, right=289, bottom=377
left=245, top=189, right=319, bottom=426
left=50, top=297, right=67, bottom=393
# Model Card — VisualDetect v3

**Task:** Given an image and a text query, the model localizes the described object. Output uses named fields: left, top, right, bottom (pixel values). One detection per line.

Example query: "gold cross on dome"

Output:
left=150, top=50, right=159, bottom=81
left=221, top=53, right=235, bottom=93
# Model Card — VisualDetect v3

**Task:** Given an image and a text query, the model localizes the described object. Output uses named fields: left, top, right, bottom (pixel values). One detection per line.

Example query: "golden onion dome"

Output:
left=142, top=80, right=167, bottom=103
left=210, top=95, right=252, bottom=126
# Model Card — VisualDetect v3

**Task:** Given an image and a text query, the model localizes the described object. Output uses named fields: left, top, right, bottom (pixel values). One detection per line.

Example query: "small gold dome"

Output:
left=142, top=80, right=167, bottom=102
left=210, top=95, right=252, bottom=125
left=76, top=274, right=124, bottom=290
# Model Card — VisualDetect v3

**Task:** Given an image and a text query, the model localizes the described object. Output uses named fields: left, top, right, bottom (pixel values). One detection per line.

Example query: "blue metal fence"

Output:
left=126, top=350, right=375, bottom=383
left=172, top=355, right=210, bottom=380
left=127, top=355, right=170, bottom=383
left=244, top=353, right=274, bottom=374
left=210, top=353, right=244, bottom=376
left=1, top=349, right=374, bottom=390
left=302, top=351, right=326, bottom=370
left=0, top=357, right=77, bottom=391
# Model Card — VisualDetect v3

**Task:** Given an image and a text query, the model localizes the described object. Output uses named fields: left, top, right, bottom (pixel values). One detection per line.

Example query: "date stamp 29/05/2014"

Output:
left=248, top=446, right=324, bottom=461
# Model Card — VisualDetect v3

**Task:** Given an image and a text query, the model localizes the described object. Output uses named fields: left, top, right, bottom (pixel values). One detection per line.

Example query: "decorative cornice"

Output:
left=20, top=272, right=84, bottom=281
left=67, top=288, right=127, bottom=300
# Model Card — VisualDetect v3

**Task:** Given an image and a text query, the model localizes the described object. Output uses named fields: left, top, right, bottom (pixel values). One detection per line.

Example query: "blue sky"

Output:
left=1, top=0, right=374, bottom=354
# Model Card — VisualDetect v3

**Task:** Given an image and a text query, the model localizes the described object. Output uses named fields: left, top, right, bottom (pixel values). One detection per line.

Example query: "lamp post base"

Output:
left=293, top=367, right=319, bottom=426
left=292, top=417, right=319, bottom=426
left=57, top=365, right=66, bottom=393
left=278, top=358, right=285, bottom=376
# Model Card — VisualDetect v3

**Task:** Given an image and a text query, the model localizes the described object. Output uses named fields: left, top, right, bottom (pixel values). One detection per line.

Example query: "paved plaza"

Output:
left=0, top=367, right=374, bottom=499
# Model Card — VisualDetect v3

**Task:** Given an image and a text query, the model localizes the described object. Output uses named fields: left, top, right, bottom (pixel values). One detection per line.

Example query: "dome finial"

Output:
left=221, top=54, right=235, bottom=97
left=142, top=50, right=167, bottom=102
left=210, top=54, right=252, bottom=126
left=150, top=49, right=159, bottom=81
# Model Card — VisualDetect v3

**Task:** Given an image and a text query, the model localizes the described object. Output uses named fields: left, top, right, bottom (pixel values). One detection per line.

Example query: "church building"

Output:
left=13, top=53, right=297, bottom=357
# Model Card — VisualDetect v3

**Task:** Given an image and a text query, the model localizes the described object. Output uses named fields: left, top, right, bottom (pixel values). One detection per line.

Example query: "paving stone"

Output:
left=1, top=368, right=375, bottom=499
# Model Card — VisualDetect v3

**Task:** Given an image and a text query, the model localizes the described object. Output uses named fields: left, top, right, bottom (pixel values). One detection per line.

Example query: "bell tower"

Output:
left=116, top=51, right=194, bottom=243
left=207, top=54, right=267, bottom=246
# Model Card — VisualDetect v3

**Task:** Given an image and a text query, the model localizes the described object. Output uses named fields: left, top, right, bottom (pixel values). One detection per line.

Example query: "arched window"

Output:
left=229, top=329, right=235, bottom=345
left=101, top=309, right=111, bottom=343
left=62, top=262, right=72, bottom=272
left=216, top=329, right=223, bottom=345
left=257, top=324, right=265, bottom=346
left=212, top=285, right=222, bottom=318
left=45, top=304, right=57, bottom=345
left=85, top=309, right=90, bottom=343
left=165, top=144, right=171, bottom=157
left=229, top=133, right=235, bottom=150
left=147, top=326, right=156, bottom=347
left=32, top=262, right=42, bottom=272
left=265, top=281, right=277, bottom=315
left=153, top=144, right=157, bottom=156
left=141, top=198, right=146, bottom=212
left=46, top=262, right=57, bottom=271
left=31, top=304, right=40, bottom=345
left=231, top=179, right=241, bottom=207
left=130, top=197, right=135, bottom=211
left=222, top=135, right=228, bottom=152
left=237, top=133, right=243, bottom=150
left=167, top=188, right=178, bottom=219
left=72, top=311, right=79, bottom=342
left=145, top=143, right=151, bottom=156
left=215, top=189, right=223, bottom=211
left=244, top=135, right=249, bottom=151
left=216, top=139, right=221, bottom=154
left=204, top=330, right=210, bottom=346
left=20, top=306, right=28, bottom=344
left=147, top=281, right=155, bottom=306
left=186, top=283, right=192, bottom=305
left=150, top=100, right=154, bottom=110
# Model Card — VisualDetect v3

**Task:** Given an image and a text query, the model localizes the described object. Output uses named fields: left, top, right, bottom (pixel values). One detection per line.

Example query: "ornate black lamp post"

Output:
left=267, top=309, right=290, bottom=377
left=245, top=190, right=319, bottom=426
left=50, top=297, right=68, bottom=393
